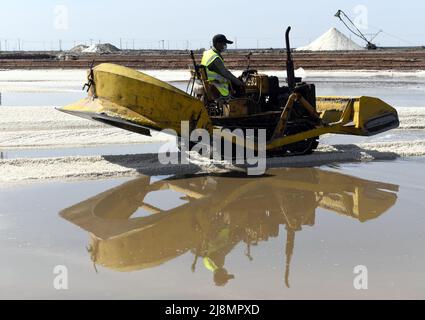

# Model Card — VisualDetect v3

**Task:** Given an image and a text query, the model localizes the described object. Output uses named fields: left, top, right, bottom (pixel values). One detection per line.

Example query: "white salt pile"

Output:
left=82, top=43, right=120, bottom=54
left=69, top=44, right=89, bottom=53
left=296, top=27, right=364, bottom=51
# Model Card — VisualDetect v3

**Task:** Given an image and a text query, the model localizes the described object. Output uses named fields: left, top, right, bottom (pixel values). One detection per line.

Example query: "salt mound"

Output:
left=296, top=27, right=364, bottom=51
left=82, top=43, right=120, bottom=54
left=69, top=44, right=89, bottom=53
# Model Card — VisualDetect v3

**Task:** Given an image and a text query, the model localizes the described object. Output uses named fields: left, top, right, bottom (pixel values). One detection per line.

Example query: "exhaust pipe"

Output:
left=285, top=27, right=296, bottom=92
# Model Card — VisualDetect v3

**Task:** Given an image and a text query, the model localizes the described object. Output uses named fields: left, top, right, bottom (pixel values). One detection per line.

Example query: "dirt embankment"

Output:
left=1, top=49, right=425, bottom=70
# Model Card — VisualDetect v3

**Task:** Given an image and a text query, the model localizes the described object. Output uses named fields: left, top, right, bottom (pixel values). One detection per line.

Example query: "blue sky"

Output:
left=0, top=0, right=424, bottom=50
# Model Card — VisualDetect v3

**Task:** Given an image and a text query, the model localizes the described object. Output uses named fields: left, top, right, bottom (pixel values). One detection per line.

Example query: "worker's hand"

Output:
left=234, top=82, right=245, bottom=96
left=239, top=83, right=246, bottom=95
left=235, top=78, right=244, bottom=88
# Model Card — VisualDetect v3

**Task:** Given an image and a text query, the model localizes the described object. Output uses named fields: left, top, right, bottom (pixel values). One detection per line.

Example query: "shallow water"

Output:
left=312, top=80, right=425, bottom=108
left=0, top=142, right=175, bottom=160
left=175, top=78, right=425, bottom=108
left=0, top=91, right=85, bottom=107
left=1, top=159, right=424, bottom=299
left=1, top=71, right=425, bottom=107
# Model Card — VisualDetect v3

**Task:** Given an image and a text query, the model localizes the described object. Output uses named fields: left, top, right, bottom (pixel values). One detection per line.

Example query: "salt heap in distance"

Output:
left=296, top=27, right=365, bottom=51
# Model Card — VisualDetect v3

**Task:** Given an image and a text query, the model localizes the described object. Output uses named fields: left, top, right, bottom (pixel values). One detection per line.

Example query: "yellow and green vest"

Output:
left=201, top=49, right=230, bottom=97
left=202, top=228, right=230, bottom=272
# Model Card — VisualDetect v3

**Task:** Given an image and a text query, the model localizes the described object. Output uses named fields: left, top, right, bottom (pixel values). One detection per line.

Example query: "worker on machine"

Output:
left=201, top=34, right=244, bottom=98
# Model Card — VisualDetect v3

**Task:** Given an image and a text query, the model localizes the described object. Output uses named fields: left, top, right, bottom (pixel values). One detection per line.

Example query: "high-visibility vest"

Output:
left=203, top=257, right=219, bottom=272
left=202, top=228, right=230, bottom=272
left=201, top=49, right=230, bottom=97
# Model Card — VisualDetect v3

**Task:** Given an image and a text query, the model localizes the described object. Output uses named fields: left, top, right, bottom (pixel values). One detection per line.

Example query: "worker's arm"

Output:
left=209, top=58, right=244, bottom=87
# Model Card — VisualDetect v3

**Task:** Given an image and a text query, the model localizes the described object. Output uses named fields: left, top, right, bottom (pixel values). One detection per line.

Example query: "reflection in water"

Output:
left=60, top=168, right=399, bottom=287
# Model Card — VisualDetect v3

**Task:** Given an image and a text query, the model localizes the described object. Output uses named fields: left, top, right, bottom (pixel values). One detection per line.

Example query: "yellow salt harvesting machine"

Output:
left=59, top=27, right=399, bottom=156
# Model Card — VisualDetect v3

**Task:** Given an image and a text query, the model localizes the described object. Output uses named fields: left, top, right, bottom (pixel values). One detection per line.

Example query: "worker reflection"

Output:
left=198, top=213, right=236, bottom=286
left=201, top=34, right=244, bottom=97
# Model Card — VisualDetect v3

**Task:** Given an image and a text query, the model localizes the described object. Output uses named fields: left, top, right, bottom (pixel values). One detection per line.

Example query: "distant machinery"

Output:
left=334, top=9, right=381, bottom=50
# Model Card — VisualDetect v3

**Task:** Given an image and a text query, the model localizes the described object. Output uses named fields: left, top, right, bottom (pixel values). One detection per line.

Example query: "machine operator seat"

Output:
left=194, top=65, right=227, bottom=103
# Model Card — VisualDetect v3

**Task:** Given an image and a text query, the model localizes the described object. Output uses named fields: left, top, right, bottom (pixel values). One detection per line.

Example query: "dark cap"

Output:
left=213, top=268, right=235, bottom=287
left=213, top=34, right=233, bottom=46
